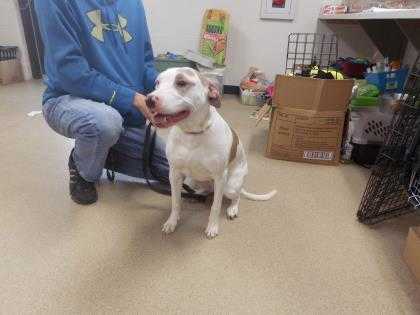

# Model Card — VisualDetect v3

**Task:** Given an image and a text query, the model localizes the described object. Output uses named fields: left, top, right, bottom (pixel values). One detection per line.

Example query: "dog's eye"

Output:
left=176, top=80, right=188, bottom=88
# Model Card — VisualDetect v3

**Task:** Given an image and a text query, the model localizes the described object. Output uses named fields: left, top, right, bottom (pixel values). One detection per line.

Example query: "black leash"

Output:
left=107, top=123, right=207, bottom=202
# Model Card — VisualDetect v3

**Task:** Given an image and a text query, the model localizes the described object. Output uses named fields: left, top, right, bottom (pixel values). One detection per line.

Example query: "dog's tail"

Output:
left=240, top=188, right=277, bottom=201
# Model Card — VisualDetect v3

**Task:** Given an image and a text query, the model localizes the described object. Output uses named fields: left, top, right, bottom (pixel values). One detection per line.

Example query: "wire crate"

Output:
left=357, top=55, right=420, bottom=224
left=286, top=33, right=338, bottom=75
left=408, top=175, right=420, bottom=209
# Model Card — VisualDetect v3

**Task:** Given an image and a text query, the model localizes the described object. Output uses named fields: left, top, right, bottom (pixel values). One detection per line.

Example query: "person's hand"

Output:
left=133, top=93, right=155, bottom=124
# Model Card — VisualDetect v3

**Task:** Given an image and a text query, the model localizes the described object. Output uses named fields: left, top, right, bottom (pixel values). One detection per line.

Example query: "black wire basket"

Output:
left=286, top=33, right=338, bottom=75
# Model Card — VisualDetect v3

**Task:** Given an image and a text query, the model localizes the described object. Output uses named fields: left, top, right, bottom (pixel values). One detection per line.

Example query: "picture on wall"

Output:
left=272, top=0, right=286, bottom=8
left=260, top=0, right=296, bottom=20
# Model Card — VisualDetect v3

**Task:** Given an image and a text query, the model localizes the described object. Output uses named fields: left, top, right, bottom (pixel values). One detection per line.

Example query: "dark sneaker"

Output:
left=68, top=150, right=98, bottom=205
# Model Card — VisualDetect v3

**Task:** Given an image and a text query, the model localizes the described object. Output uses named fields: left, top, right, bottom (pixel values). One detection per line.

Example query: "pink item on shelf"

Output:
left=322, top=5, right=348, bottom=15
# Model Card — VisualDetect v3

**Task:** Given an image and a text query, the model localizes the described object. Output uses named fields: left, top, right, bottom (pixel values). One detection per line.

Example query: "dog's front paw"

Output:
left=205, top=223, right=219, bottom=239
left=227, top=206, right=239, bottom=220
left=162, top=217, right=178, bottom=234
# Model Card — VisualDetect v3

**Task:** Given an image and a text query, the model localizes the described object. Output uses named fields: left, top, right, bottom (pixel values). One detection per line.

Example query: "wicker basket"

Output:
left=240, top=89, right=266, bottom=106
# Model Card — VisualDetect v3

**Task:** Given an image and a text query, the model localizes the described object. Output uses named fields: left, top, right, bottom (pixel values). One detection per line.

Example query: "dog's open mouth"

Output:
left=154, top=110, right=191, bottom=127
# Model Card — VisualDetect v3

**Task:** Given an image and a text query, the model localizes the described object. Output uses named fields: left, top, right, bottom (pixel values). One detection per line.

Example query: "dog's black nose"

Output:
left=146, top=95, right=159, bottom=109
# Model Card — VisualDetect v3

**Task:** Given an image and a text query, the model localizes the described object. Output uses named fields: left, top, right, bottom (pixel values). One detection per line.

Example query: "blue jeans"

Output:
left=43, top=95, right=169, bottom=182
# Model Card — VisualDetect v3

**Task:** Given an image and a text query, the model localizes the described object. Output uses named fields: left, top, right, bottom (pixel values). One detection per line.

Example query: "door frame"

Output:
left=17, top=0, right=44, bottom=79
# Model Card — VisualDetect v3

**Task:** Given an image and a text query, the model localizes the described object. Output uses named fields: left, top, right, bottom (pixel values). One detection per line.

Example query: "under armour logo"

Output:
left=87, top=10, right=132, bottom=43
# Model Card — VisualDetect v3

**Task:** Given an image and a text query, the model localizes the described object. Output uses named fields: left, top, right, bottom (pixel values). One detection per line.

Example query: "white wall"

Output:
left=0, top=0, right=32, bottom=80
left=143, top=0, right=324, bottom=85
left=6, top=0, right=409, bottom=85
left=1, top=0, right=325, bottom=84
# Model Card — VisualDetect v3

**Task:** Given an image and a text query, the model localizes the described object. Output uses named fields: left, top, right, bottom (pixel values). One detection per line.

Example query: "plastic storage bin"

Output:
left=350, top=96, right=379, bottom=108
left=154, top=55, right=194, bottom=73
left=365, top=68, right=409, bottom=94
left=348, top=106, right=394, bottom=165
left=350, top=107, right=393, bottom=145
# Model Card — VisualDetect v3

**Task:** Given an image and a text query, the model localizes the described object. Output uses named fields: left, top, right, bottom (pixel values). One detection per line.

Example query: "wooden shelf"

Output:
left=319, top=9, right=420, bottom=21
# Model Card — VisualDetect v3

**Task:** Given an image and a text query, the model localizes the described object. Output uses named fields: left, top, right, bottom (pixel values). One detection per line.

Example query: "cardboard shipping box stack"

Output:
left=403, top=227, right=420, bottom=283
left=266, top=75, right=354, bottom=166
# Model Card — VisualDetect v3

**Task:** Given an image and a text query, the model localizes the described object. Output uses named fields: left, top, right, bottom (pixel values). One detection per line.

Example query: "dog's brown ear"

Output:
left=208, top=81, right=221, bottom=108
left=197, top=71, right=222, bottom=107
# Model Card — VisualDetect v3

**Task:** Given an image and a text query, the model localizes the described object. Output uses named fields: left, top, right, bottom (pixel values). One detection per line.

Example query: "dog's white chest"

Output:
left=169, top=146, right=215, bottom=181
left=167, top=129, right=227, bottom=181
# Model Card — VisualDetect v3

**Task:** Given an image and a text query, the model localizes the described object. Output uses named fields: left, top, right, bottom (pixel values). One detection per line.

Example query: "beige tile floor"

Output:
left=1, top=80, right=420, bottom=314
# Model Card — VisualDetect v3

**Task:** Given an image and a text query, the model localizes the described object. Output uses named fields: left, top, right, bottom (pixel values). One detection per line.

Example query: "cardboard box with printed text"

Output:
left=266, top=75, right=354, bottom=165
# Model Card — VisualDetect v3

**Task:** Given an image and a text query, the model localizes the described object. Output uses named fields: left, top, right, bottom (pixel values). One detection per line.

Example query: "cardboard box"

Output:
left=403, top=227, right=420, bottom=283
left=0, top=59, right=24, bottom=85
left=266, top=75, right=354, bottom=165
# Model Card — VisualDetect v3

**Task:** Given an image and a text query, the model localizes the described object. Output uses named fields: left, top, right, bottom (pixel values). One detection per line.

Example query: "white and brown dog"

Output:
left=146, top=67, right=277, bottom=238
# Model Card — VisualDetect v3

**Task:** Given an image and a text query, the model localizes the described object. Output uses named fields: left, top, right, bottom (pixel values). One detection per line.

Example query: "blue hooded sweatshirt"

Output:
left=35, top=0, right=157, bottom=127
